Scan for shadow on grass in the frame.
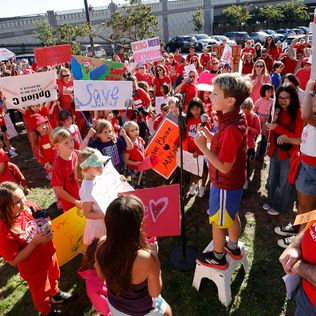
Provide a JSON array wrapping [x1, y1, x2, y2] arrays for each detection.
[[0, 262, 16, 293]]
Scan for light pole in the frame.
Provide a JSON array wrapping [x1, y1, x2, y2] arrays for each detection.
[[84, 0, 95, 56]]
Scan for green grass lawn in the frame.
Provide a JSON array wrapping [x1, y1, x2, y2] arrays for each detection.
[[0, 133, 297, 315]]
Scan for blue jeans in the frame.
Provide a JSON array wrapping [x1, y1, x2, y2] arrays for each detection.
[[257, 134, 267, 158], [267, 151, 294, 213], [295, 285, 316, 316]]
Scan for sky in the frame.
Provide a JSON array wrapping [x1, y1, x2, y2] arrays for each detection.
[[0, 0, 128, 18]]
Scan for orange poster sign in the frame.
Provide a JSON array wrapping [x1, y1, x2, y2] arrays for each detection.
[[145, 118, 179, 179], [211, 45, 242, 72]]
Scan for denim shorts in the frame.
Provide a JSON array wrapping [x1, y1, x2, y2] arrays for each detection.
[[108, 296, 167, 316], [295, 162, 316, 196], [295, 285, 316, 316]]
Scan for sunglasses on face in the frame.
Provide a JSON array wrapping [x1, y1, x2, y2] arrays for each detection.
[[62, 74, 70, 78], [189, 75, 196, 78], [256, 65, 264, 68]]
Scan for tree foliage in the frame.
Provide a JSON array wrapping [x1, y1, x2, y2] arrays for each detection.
[[278, 0, 310, 23], [105, 0, 159, 43], [192, 9, 204, 33], [258, 5, 284, 24], [35, 21, 95, 54], [222, 5, 251, 26]]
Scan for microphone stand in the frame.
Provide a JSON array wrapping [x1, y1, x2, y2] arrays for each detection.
[[169, 103, 197, 271]]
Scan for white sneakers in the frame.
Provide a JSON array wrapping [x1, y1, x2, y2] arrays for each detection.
[[8, 148, 18, 158], [188, 184, 206, 197]]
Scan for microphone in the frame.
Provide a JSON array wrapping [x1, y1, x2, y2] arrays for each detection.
[[200, 113, 209, 127]]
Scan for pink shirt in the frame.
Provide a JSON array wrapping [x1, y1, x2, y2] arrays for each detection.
[[249, 75, 271, 103], [78, 268, 111, 316], [254, 97, 273, 117]]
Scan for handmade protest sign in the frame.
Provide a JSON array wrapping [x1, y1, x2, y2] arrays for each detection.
[[211, 45, 242, 72], [52, 206, 87, 266], [0, 70, 57, 109], [121, 184, 180, 237], [0, 48, 15, 61], [3, 115, 18, 139], [74, 80, 133, 111], [71, 55, 124, 81], [34, 44, 72, 67], [176, 150, 204, 177], [131, 37, 161, 63], [92, 159, 134, 214], [145, 118, 179, 179]]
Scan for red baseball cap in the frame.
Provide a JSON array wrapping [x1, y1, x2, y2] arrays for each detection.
[[29, 114, 48, 132]]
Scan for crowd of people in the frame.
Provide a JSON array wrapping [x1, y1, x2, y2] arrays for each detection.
[[0, 32, 315, 316]]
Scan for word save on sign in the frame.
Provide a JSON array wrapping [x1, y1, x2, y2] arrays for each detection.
[[145, 118, 179, 179], [74, 80, 133, 111], [121, 184, 180, 237], [131, 37, 161, 63], [0, 70, 57, 109]]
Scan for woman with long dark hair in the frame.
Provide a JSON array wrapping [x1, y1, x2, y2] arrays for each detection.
[[95, 196, 172, 316], [153, 65, 171, 97], [264, 84, 304, 215], [263, 36, 280, 60]]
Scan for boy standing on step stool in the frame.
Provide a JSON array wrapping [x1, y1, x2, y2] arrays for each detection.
[[194, 73, 251, 269]]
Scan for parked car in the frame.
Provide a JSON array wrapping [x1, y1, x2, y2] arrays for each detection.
[[263, 29, 285, 42], [165, 35, 198, 52], [209, 35, 236, 46], [190, 34, 217, 51], [15, 54, 35, 65], [275, 29, 296, 39], [290, 28, 305, 35], [285, 33, 312, 47], [298, 26, 309, 34], [249, 31, 269, 44], [224, 32, 250, 45]]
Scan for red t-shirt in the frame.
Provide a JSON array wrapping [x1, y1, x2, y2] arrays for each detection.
[[25, 107, 50, 133], [185, 117, 206, 154], [295, 68, 311, 91], [0, 204, 55, 279], [244, 112, 260, 149], [133, 87, 151, 109], [180, 83, 197, 111], [242, 47, 256, 56], [153, 115, 164, 131], [125, 136, 145, 170], [135, 72, 153, 87], [57, 79, 74, 112], [267, 47, 279, 60], [242, 63, 253, 75], [301, 221, 316, 307], [200, 53, 211, 67], [153, 76, 171, 97], [185, 53, 198, 64], [294, 43, 306, 55], [176, 64, 185, 77], [262, 56, 273, 73], [51, 150, 80, 212], [174, 54, 183, 64], [38, 134, 57, 166], [282, 56, 298, 75], [0, 148, 16, 183]]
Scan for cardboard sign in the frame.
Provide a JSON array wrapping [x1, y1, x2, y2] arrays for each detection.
[[155, 96, 170, 115], [121, 184, 181, 237], [145, 118, 179, 179], [52, 206, 87, 266], [71, 55, 124, 81], [131, 37, 161, 63], [176, 150, 204, 177], [34, 44, 72, 67], [0, 70, 57, 109], [74, 80, 133, 111], [92, 159, 134, 214], [221, 44, 232, 65], [0, 48, 15, 61], [294, 209, 316, 226], [211, 45, 242, 72]]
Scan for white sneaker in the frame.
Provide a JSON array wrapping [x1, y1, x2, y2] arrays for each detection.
[[188, 183, 198, 195], [8, 149, 18, 158], [268, 208, 280, 216], [198, 186, 206, 198], [262, 203, 271, 211], [243, 180, 249, 190], [10, 146, 16, 151], [277, 236, 295, 249]]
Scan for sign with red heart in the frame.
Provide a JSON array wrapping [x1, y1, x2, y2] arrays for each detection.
[[120, 184, 180, 237]]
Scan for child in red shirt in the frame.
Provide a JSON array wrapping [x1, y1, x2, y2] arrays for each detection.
[[50, 127, 81, 212], [0, 182, 72, 315], [195, 73, 251, 269], [241, 98, 260, 189], [185, 98, 209, 198], [123, 121, 146, 188]]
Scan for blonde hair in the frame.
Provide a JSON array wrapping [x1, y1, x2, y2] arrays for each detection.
[[94, 119, 116, 143], [59, 67, 70, 78], [251, 59, 269, 79], [123, 121, 138, 137], [212, 73, 252, 107], [76, 147, 98, 181], [241, 97, 254, 112], [50, 127, 72, 145]]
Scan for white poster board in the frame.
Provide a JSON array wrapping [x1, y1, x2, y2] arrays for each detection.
[[0, 70, 57, 109], [155, 96, 170, 115], [131, 37, 161, 63], [74, 80, 133, 111], [176, 150, 204, 177]]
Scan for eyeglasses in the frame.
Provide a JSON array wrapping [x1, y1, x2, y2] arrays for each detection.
[[255, 65, 264, 68], [278, 97, 291, 102], [189, 75, 196, 78], [157, 69, 163, 72], [62, 74, 70, 78]]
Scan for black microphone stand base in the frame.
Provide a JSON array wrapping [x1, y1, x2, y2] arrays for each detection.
[[169, 244, 197, 272]]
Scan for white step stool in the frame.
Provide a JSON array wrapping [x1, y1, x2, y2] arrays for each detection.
[[192, 239, 249, 307]]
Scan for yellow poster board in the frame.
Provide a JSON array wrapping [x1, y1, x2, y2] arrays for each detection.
[[52, 206, 87, 266]]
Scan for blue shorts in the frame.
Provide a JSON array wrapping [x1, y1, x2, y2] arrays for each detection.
[[295, 285, 316, 316], [295, 162, 316, 196], [208, 184, 243, 228]]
